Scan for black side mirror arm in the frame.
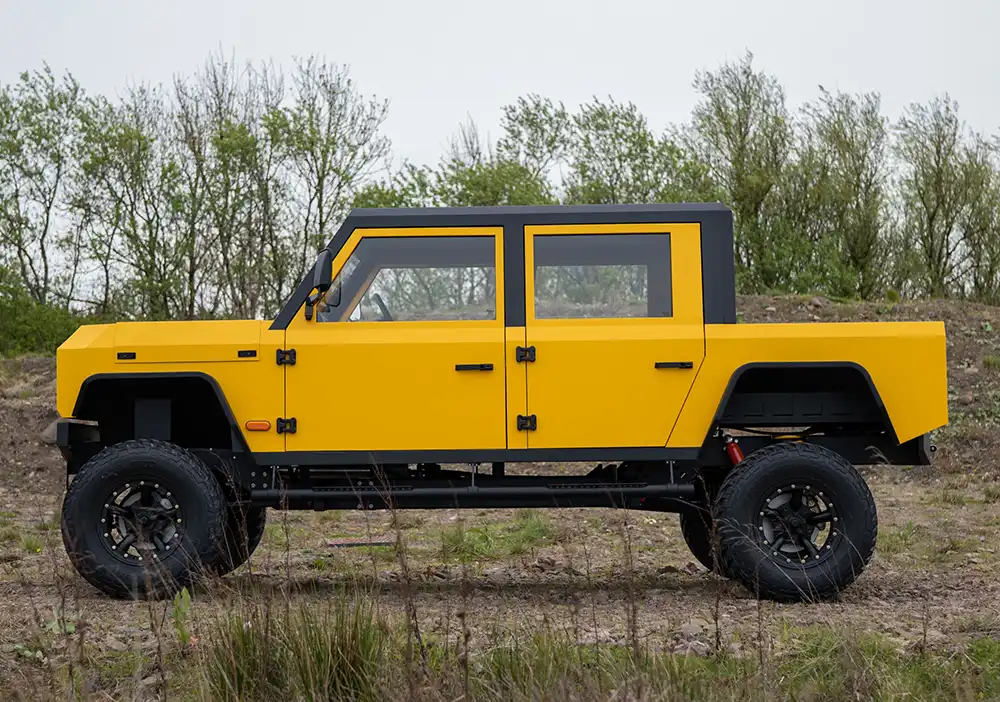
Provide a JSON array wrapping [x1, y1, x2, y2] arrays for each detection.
[[304, 248, 334, 321], [304, 291, 321, 321]]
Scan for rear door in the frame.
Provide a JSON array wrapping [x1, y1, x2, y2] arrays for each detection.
[[521, 223, 705, 449], [284, 227, 507, 453]]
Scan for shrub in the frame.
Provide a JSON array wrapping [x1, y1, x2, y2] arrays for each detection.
[[0, 273, 84, 356]]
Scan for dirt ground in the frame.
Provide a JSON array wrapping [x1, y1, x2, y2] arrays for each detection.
[[2, 293, 1000, 697]]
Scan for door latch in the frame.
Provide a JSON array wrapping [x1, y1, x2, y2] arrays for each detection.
[[276, 417, 297, 434], [515, 346, 536, 363], [516, 414, 537, 431], [276, 348, 297, 366]]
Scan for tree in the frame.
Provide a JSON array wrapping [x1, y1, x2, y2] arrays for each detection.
[[497, 94, 572, 180], [691, 52, 792, 291], [895, 96, 976, 297], [958, 138, 1000, 302], [0, 67, 83, 306], [271, 57, 390, 274], [566, 97, 716, 206], [74, 88, 181, 319], [779, 89, 891, 298]]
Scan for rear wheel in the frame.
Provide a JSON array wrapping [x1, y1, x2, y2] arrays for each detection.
[[61, 439, 227, 599], [679, 509, 728, 576], [678, 470, 730, 577], [714, 442, 877, 602]]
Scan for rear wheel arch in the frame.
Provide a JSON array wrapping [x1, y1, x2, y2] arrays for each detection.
[[709, 361, 895, 441]]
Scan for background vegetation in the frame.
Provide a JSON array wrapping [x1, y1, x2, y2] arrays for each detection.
[[2, 49, 999, 351]]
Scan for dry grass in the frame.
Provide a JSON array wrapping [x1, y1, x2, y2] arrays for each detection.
[[3, 472, 1000, 700]]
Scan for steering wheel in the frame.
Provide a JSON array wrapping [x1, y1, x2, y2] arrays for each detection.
[[371, 293, 393, 321]]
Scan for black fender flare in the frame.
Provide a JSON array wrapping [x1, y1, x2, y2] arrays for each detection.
[[71, 371, 252, 455], [706, 361, 895, 444]]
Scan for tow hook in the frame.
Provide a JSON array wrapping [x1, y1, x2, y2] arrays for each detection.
[[723, 434, 744, 465]]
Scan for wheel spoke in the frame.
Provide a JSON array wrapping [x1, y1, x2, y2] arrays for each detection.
[[789, 491, 802, 510], [106, 504, 129, 517], [139, 485, 153, 507], [801, 536, 820, 558], [808, 510, 833, 524], [770, 535, 787, 553], [117, 533, 136, 555]]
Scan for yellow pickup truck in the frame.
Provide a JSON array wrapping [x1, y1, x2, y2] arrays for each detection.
[[54, 203, 948, 602]]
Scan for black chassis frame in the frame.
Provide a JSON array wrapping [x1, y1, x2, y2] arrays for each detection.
[[57, 204, 935, 513]]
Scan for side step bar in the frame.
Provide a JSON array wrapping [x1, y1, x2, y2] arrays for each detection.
[[251, 482, 696, 510]]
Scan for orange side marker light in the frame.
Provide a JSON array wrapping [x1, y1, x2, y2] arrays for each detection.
[[245, 420, 271, 432]]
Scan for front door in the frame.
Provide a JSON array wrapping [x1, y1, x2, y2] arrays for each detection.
[[522, 224, 705, 449], [284, 227, 507, 454]]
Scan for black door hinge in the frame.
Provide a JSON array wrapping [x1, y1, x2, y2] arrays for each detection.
[[276, 417, 297, 434], [515, 346, 536, 363], [276, 348, 297, 366], [516, 414, 537, 431]]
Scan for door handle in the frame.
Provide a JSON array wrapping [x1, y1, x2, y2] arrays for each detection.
[[455, 363, 494, 371], [655, 361, 694, 369]]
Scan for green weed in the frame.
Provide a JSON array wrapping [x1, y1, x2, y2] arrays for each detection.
[[441, 521, 498, 561], [171, 588, 194, 649], [506, 509, 555, 555], [21, 534, 43, 553], [878, 521, 919, 556]]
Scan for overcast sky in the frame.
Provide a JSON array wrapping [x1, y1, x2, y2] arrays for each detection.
[[2, 0, 998, 167]]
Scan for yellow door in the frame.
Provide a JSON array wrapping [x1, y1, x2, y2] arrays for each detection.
[[523, 224, 705, 449], [284, 227, 507, 453]]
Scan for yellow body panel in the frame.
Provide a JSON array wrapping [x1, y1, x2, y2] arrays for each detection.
[[285, 323, 507, 451], [56, 320, 286, 453], [667, 321, 949, 447], [57, 323, 117, 418], [523, 223, 704, 448], [114, 320, 263, 363], [284, 226, 508, 452]]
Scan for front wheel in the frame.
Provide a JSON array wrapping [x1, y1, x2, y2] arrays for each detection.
[[714, 442, 877, 602], [61, 439, 227, 599]]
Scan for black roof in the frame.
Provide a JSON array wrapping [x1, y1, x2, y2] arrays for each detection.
[[270, 202, 736, 329], [351, 202, 729, 219]]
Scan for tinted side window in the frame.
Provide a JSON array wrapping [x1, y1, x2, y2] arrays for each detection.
[[533, 234, 672, 319], [317, 236, 496, 322]]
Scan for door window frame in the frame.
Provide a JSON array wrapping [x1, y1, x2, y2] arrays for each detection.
[[523, 223, 703, 327], [290, 226, 505, 329]]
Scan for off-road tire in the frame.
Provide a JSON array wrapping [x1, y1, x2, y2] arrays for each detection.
[[61, 439, 227, 599], [214, 505, 267, 575], [679, 509, 728, 576], [714, 442, 877, 602], [679, 470, 730, 577]]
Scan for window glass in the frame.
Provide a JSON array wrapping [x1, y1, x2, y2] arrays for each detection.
[[316, 236, 496, 322], [533, 233, 672, 319]]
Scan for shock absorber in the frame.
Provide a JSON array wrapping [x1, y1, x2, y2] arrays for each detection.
[[723, 434, 744, 465]]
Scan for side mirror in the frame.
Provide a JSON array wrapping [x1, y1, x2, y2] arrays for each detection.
[[305, 249, 333, 321], [313, 248, 333, 293]]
